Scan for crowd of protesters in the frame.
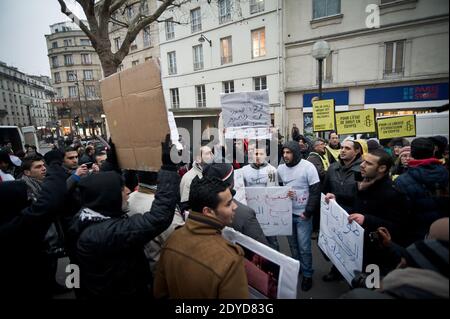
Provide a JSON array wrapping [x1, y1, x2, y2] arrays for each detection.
[[0, 125, 448, 299]]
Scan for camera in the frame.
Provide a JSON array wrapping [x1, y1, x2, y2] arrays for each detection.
[[84, 162, 94, 169]]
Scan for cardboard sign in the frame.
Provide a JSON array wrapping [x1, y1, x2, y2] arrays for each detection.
[[221, 91, 270, 128], [377, 115, 417, 140], [312, 99, 336, 132], [335, 109, 376, 135], [100, 60, 169, 171]]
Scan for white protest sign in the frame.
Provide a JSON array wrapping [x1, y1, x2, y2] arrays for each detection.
[[245, 187, 292, 236], [222, 227, 300, 299], [168, 111, 183, 150], [221, 91, 270, 128], [318, 194, 364, 285], [225, 126, 273, 140], [233, 169, 247, 205]]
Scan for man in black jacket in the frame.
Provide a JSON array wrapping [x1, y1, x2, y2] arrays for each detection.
[[68, 136, 180, 299], [0, 151, 67, 299], [347, 149, 409, 273]]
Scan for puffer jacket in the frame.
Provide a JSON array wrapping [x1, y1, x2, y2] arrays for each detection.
[[69, 169, 180, 299]]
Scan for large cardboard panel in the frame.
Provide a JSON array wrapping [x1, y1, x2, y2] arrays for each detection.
[[100, 72, 122, 101], [120, 61, 162, 96], [102, 97, 132, 146], [116, 147, 137, 170]]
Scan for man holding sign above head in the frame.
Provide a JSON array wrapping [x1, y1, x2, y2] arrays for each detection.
[[277, 141, 321, 291]]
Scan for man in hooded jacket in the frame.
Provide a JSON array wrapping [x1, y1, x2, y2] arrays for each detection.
[[68, 136, 180, 299]]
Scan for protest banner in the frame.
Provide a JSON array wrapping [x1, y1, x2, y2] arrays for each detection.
[[245, 187, 292, 236], [318, 194, 364, 285], [377, 115, 416, 140], [221, 91, 270, 128], [312, 99, 336, 132], [335, 109, 377, 135], [222, 227, 300, 299], [225, 126, 272, 140], [100, 60, 169, 171], [233, 169, 247, 205]]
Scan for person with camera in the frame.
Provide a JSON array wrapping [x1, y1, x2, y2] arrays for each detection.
[[68, 134, 180, 299], [346, 148, 409, 274]]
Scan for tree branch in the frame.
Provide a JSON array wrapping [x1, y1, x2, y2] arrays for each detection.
[[57, 0, 95, 41], [109, 0, 129, 14], [109, 16, 129, 28]]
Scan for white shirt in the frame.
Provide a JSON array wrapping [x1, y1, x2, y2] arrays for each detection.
[[277, 160, 320, 216], [241, 163, 278, 187], [0, 170, 14, 182]]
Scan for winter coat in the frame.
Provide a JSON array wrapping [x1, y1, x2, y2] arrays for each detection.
[[0, 164, 67, 298], [232, 200, 269, 245], [154, 211, 249, 299], [69, 169, 180, 299]]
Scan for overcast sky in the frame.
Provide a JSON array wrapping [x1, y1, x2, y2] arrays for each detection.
[[0, 0, 87, 77]]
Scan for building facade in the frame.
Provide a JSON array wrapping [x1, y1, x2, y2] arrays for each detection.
[[0, 61, 56, 132], [45, 21, 104, 136], [284, 0, 449, 136], [158, 0, 283, 137]]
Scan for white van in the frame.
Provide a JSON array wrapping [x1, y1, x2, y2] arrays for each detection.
[[21, 126, 40, 153], [415, 112, 449, 139]]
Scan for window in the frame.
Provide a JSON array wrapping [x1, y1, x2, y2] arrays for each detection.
[[81, 53, 92, 65], [191, 8, 202, 33], [51, 56, 59, 68], [132, 60, 139, 66], [170, 88, 180, 109], [85, 85, 96, 98], [250, 0, 264, 14], [192, 45, 204, 71], [130, 39, 138, 51], [114, 37, 121, 51], [126, 6, 134, 20], [2, 92, 5, 103], [66, 71, 77, 82], [19, 96, 22, 104], [223, 81, 234, 93], [220, 36, 233, 64], [252, 28, 266, 58], [56, 88, 62, 97], [219, 0, 232, 24], [313, 0, 341, 19], [52, 41, 58, 48], [167, 51, 177, 75], [142, 2, 149, 15], [83, 70, 94, 80], [385, 40, 405, 75], [80, 39, 90, 46], [64, 55, 73, 66], [254, 76, 267, 91], [165, 18, 175, 40], [53, 72, 61, 83], [143, 26, 151, 47], [63, 39, 73, 47], [68, 86, 77, 97], [196, 85, 206, 108]]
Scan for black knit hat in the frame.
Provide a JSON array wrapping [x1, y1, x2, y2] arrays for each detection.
[[411, 137, 435, 160], [202, 163, 234, 187], [404, 239, 449, 278]]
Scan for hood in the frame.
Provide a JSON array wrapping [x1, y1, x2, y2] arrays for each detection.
[[77, 171, 124, 217], [282, 141, 302, 167], [407, 162, 449, 189], [0, 181, 29, 222]]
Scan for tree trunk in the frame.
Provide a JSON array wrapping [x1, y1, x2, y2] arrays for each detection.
[[100, 56, 119, 78]]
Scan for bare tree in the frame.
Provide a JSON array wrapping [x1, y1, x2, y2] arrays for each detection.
[[57, 0, 191, 77]]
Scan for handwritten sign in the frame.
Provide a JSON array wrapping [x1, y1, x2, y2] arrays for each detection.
[[225, 126, 272, 140], [312, 99, 336, 132], [233, 169, 247, 205], [335, 109, 376, 135], [377, 115, 416, 140], [245, 187, 292, 236], [318, 194, 364, 285], [221, 91, 270, 128]]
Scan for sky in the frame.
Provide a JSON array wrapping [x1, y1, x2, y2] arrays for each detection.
[[0, 0, 87, 77]]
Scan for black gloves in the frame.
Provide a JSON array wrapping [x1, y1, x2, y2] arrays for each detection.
[[101, 138, 121, 173], [44, 149, 64, 166], [161, 134, 178, 171]]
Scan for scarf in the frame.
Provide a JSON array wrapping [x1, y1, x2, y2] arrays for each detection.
[[79, 207, 111, 222], [21, 175, 43, 202], [408, 158, 443, 168]]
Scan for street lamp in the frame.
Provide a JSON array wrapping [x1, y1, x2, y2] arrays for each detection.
[[198, 34, 212, 46], [101, 114, 106, 138], [74, 79, 86, 137], [312, 40, 331, 138]]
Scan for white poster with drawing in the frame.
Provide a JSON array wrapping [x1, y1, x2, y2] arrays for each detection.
[[222, 227, 300, 299], [221, 91, 270, 128], [245, 187, 292, 236], [233, 169, 247, 205], [318, 194, 364, 285]]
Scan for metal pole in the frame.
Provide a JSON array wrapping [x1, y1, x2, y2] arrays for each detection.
[[76, 81, 86, 137], [318, 58, 324, 139], [81, 80, 94, 137]]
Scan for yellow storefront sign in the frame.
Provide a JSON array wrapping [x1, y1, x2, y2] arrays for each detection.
[[335, 109, 377, 135], [312, 99, 336, 132], [377, 115, 416, 140]]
